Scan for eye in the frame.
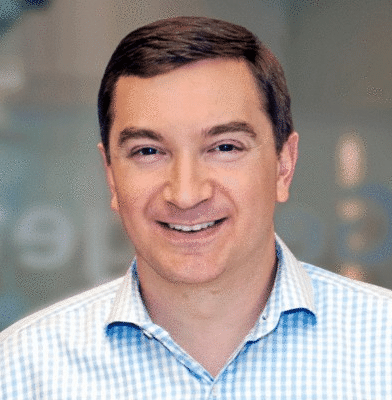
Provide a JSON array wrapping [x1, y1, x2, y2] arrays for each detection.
[[216, 144, 236, 152], [137, 147, 159, 156], [207, 140, 247, 161], [128, 146, 166, 163], [130, 146, 161, 157], [210, 143, 243, 153]]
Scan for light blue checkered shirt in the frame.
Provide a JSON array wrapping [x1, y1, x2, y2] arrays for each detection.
[[1, 237, 392, 399]]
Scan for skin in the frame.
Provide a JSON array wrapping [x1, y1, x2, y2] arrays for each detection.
[[99, 58, 298, 376]]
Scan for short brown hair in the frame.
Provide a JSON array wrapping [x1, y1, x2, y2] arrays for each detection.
[[98, 16, 294, 161]]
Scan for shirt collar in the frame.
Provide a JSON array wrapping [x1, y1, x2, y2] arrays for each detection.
[[106, 235, 317, 334], [275, 234, 316, 315], [247, 235, 317, 340], [106, 260, 152, 328]]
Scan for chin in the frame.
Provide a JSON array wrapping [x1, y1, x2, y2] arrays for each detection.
[[154, 255, 227, 285]]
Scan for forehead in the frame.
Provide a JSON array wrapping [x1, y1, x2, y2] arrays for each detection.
[[111, 59, 264, 133]]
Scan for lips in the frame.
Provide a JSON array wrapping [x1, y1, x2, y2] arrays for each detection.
[[158, 218, 226, 233]]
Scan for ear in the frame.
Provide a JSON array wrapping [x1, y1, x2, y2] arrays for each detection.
[[276, 132, 299, 203], [98, 143, 119, 212]]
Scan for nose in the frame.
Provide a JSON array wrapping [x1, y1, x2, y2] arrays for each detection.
[[162, 153, 213, 209]]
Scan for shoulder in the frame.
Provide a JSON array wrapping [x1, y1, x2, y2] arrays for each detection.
[[302, 262, 392, 327], [0, 277, 123, 343], [0, 277, 124, 397], [303, 262, 392, 300]]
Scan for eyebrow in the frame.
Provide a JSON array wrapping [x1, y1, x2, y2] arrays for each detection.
[[204, 121, 257, 139], [117, 127, 164, 147], [117, 120, 257, 148]]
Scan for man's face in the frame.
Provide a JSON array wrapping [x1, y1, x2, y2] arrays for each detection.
[[100, 58, 297, 285]]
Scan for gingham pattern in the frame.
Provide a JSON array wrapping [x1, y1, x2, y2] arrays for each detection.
[[1, 237, 392, 399]]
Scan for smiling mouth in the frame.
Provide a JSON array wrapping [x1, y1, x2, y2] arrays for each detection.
[[159, 218, 226, 233]]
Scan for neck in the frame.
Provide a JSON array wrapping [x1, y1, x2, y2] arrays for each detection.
[[137, 246, 277, 377]]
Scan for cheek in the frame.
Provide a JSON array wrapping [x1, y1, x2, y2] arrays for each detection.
[[241, 178, 276, 214], [114, 171, 151, 213], [114, 168, 168, 229], [220, 159, 277, 205], [231, 166, 278, 238]]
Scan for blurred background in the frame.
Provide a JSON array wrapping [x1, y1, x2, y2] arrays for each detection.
[[1, 0, 391, 330]]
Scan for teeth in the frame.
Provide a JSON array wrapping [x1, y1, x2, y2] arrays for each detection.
[[168, 221, 216, 232]]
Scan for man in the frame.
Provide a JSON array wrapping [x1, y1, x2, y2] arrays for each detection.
[[1, 16, 391, 399]]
